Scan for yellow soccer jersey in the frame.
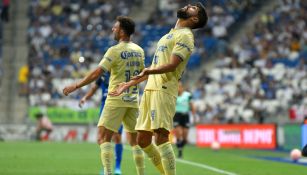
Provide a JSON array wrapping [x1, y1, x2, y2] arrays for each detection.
[[145, 28, 194, 97], [99, 42, 145, 108]]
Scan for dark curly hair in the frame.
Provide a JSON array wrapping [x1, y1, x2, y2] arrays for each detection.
[[116, 16, 135, 36]]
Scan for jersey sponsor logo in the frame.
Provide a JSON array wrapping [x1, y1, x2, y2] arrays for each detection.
[[120, 51, 142, 60], [166, 34, 173, 39], [151, 110, 156, 121], [176, 42, 191, 52], [122, 95, 137, 102]]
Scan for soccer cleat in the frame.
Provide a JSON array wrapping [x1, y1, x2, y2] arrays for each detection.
[[178, 149, 183, 158], [114, 168, 122, 175]]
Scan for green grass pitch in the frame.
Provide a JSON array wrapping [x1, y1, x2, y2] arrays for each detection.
[[0, 142, 306, 175]]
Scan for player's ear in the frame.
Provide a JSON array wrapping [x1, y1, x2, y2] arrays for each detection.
[[191, 16, 199, 25], [119, 29, 125, 37]]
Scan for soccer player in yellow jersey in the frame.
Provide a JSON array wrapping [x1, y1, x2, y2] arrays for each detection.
[[110, 3, 208, 175], [63, 16, 145, 175]]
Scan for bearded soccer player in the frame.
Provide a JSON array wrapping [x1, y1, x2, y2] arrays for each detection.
[[63, 16, 145, 175], [110, 3, 208, 175]]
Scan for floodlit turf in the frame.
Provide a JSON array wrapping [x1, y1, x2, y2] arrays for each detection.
[[0, 142, 306, 175]]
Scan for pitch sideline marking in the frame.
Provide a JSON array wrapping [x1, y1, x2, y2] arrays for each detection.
[[125, 147, 238, 175], [176, 158, 238, 175]]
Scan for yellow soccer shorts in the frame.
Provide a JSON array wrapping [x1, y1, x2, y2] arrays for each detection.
[[136, 90, 176, 132], [98, 106, 138, 133]]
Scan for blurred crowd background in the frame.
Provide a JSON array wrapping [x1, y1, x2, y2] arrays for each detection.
[[0, 0, 306, 125]]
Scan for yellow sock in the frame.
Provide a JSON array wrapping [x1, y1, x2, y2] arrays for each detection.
[[143, 144, 165, 174], [132, 145, 145, 175], [158, 142, 176, 175], [100, 142, 114, 175]]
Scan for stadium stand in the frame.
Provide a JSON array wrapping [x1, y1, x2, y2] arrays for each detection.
[[27, 0, 258, 108], [193, 0, 307, 124], [145, 0, 263, 67], [27, 0, 136, 107], [0, 4, 3, 86], [27, 0, 307, 124], [0, 20, 2, 87], [0, 0, 10, 88]]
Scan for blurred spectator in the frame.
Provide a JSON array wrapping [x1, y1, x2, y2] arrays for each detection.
[[18, 65, 29, 96], [1, 0, 10, 22], [35, 113, 53, 141]]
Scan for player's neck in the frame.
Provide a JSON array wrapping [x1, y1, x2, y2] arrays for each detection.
[[119, 36, 130, 43], [178, 91, 183, 96], [174, 19, 190, 29]]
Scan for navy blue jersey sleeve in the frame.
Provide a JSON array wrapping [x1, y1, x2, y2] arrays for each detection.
[[95, 78, 102, 86]]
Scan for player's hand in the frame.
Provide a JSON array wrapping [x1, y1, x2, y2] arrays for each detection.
[[79, 97, 86, 108], [63, 84, 77, 96], [109, 82, 129, 96], [131, 68, 149, 80]]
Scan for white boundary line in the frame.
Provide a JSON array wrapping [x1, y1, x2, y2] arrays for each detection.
[[176, 158, 239, 175], [125, 147, 238, 175]]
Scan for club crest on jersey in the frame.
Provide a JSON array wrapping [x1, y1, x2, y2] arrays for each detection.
[[166, 34, 173, 39], [151, 110, 156, 121]]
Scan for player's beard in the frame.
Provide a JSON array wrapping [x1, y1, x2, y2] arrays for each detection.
[[177, 7, 190, 19], [113, 32, 119, 41]]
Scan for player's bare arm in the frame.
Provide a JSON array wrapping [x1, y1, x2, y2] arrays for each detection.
[[110, 54, 182, 97], [79, 84, 99, 108], [63, 67, 104, 96], [109, 75, 148, 96], [133, 54, 182, 79]]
